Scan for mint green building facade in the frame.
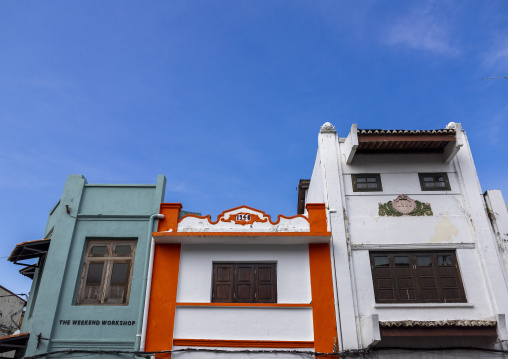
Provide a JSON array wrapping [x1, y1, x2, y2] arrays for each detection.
[[15, 175, 166, 358]]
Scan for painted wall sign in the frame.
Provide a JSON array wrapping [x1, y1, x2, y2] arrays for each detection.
[[379, 195, 433, 217], [59, 319, 136, 326]]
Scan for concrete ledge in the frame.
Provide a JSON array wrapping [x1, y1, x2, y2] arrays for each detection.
[[375, 303, 474, 309]]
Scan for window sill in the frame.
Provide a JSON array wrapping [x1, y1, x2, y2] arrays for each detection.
[[176, 302, 312, 308], [375, 303, 473, 309]]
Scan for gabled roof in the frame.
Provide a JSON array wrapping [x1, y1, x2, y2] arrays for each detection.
[[8, 239, 50, 264], [0, 285, 26, 303]]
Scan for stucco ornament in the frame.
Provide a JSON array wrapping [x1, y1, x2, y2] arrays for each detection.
[[379, 195, 433, 217], [320, 122, 336, 133]]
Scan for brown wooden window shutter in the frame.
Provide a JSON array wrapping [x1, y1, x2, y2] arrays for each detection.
[[213, 264, 234, 302], [370, 251, 466, 304], [212, 263, 277, 303]]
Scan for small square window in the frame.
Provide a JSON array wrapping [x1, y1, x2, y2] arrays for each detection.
[[419, 173, 451, 191], [77, 240, 136, 305], [352, 174, 382, 192]]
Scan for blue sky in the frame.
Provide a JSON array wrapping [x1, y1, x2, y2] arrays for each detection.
[[1, 1, 507, 295]]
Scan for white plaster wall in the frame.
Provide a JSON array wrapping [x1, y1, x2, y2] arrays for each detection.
[[177, 244, 311, 303], [174, 244, 313, 344], [485, 190, 508, 283], [343, 153, 456, 174], [171, 347, 315, 358], [174, 307, 314, 341], [346, 194, 472, 246]]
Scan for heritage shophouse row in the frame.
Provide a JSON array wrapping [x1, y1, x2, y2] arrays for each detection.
[[2, 122, 508, 359]]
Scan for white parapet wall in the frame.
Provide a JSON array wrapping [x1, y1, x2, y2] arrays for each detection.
[[174, 307, 314, 341]]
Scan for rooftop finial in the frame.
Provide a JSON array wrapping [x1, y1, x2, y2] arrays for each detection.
[[320, 122, 336, 134]]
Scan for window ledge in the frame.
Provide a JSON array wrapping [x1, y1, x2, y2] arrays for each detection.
[[375, 303, 474, 309], [176, 302, 312, 308]]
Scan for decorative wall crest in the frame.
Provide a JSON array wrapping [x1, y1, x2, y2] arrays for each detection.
[[221, 212, 268, 226], [379, 195, 433, 217]]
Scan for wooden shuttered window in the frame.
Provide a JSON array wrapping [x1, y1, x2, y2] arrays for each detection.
[[370, 252, 466, 303], [212, 263, 276, 303], [77, 240, 136, 305]]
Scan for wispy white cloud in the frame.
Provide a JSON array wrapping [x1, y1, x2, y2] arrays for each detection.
[[483, 36, 508, 74], [384, 2, 458, 56]]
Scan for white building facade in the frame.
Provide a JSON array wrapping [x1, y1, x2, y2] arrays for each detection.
[[301, 122, 508, 357]]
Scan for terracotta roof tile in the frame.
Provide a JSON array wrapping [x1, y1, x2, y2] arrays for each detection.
[[380, 320, 496, 327]]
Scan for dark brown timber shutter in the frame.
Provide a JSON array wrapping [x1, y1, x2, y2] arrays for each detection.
[[415, 254, 440, 302], [235, 264, 255, 302], [256, 263, 277, 303], [435, 253, 466, 302], [392, 254, 418, 302], [213, 264, 234, 302], [370, 254, 397, 303]]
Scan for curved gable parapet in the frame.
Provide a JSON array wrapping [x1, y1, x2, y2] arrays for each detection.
[[178, 205, 310, 233]]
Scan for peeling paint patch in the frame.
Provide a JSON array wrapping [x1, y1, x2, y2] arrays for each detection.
[[430, 217, 459, 243]]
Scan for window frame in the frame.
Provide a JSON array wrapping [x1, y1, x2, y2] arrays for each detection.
[[352, 174, 383, 192], [211, 262, 277, 303], [418, 173, 451, 191], [76, 240, 136, 306], [369, 251, 466, 304]]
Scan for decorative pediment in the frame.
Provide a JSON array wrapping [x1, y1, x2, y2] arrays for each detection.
[[379, 195, 433, 217], [178, 205, 310, 232]]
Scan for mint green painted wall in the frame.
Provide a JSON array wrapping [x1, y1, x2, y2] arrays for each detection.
[[20, 175, 166, 358]]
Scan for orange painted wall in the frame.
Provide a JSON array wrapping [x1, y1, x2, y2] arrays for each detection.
[[309, 243, 337, 355], [144, 243, 181, 353]]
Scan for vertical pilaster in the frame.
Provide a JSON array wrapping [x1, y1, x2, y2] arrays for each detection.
[[318, 123, 360, 350], [23, 175, 87, 356]]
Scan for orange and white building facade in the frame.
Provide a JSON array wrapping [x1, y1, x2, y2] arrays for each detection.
[[143, 203, 336, 357]]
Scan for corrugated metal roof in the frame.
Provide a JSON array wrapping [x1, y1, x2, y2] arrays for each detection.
[[8, 238, 50, 262], [380, 320, 496, 327]]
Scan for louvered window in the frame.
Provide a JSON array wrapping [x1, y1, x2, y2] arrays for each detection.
[[212, 263, 277, 303], [370, 251, 466, 303], [77, 240, 136, 305]]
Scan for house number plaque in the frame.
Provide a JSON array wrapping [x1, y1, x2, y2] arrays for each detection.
[[221, 212, 268, 226], [236, 213, 251, 222]]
